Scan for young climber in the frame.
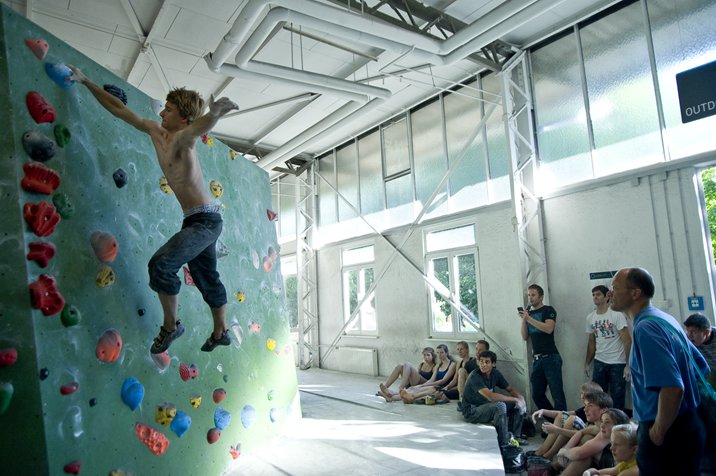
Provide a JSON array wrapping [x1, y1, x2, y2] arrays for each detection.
[[68, 65, 239, 353]]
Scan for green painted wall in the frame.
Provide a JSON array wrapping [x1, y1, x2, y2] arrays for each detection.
[[0, 5, 298, 475]]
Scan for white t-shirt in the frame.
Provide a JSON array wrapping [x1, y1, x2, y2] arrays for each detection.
[[585, 308, 629, 364]]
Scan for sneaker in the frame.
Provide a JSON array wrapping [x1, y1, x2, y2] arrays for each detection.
[[150, 321, 185, 354], [507, 434, 520, 447], [201, 329, 231, 352]]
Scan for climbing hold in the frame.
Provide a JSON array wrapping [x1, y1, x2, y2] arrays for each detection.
[[90, 231, 119, 263], [134, 422, 170, 456], [27, 241, 56, 268], [207, 427, 221, 444], [45, 63, 73, 89], [52, 193, 75, 219], [54, 124, 71, 147], [60, 381, 79, 395], [61, 304, 81, 327], [39, 368, 49, 380], [241, 405, 256, 429], [63, 460, 81, 474], [150, 99, 163, 116], [209, 180, 223, 198], [182, 266, 195, 286], [159, 177, 173, 194], [266, 338, 276, 351], [155, 402, 176, 426], [269, 407, 279, 423], [179, 363, 198, 381], [169, 411, 191, 438], [150, 351, 170, 371], [95, 328, 123, 363], [201, 134, 214, 147], [24, 201, 60, 237], [267, 390, 274, 401], [223, 374, 229, 383], [229, 149, 239, 160], [22, 130, 56, 162], [233, 291, 245, 303], [29, 274, 65, 316], [214, 407, 231, 430], [216, 239, 229, 258], [108, 470, 132, 476], [247, 320, 261, 334], [121, 377, 144, 411], [89, 398, 97, 407], [251, 249, 260, 269], [21, 162, 60, 194], [212, 388, 227, 404], [137, 308, 145, 316], [26, 91, 56, 124], [266, 209, 278, 221], [0, 348, 18, 367], [24, 38, 49, 60], [229, 442, 241, 459], [189, 395, 202, 408], [0, 382, 13, 414], [262, 256, 273, 272], [103, 84, 127, 105], [96, 265, 115, 288], [112, 168, 128, 188]]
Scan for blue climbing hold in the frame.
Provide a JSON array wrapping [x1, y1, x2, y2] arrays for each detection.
[[120, 377, 144, 411], [170, 410, 191, 438], [104, 84, 127, 105], [214, 407, 231, 430], [45, 63, 73, 89], [241, 405, 256, 429]]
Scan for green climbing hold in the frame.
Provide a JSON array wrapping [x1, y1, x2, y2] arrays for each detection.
[[54, 124, 71, 147], [52, 192, 75, 219], [61, 304, 81, 327], [0, 382, 13, 415]]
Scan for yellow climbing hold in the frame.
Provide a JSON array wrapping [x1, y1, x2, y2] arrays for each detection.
[[96, 265, 115, 288], [210, 180, 223, 198], [159, 176, 173, 194], [266, 338, 276, 351]]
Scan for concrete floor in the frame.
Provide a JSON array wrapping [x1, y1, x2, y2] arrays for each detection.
[[228, 368, 538, 475]]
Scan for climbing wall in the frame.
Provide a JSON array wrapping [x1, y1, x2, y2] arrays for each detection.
[[0, 5, 299, 475]]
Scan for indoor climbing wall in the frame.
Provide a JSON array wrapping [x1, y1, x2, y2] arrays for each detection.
[[0, 5, 299, 475]]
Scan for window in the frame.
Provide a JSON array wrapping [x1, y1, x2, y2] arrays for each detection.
[[425, 225, 479, 335], [281, 255, 298, 330], [342, 245, 376, 333]]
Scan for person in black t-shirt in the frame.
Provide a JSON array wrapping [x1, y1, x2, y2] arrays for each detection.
[[518, 283, 567, 410]]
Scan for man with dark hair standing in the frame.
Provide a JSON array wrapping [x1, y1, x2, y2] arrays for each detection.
[[584, 284, 632, 410], [609, 267, 708, 476], [518, 284, 567, 410], [684, 313, 716, 387]]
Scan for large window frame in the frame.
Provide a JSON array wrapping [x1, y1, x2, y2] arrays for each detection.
[[424, 224, 480, 336], [341, 244, 377, 335]]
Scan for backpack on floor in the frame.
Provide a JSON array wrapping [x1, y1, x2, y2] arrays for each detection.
[[501, 445, 527, 474], [526, 455, 553, 476]]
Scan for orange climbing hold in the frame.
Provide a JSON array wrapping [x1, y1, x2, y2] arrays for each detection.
[[24, 38, 49, 60], [95, 328, 123, 363], [134, 422, 170, 456], [90, 231, 119, 263]]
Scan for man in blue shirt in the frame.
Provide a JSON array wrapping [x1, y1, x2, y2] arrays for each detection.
[[609, 267, 708, 476]]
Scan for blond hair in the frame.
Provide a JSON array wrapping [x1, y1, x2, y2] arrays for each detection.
[[165, 88, 204, 124]]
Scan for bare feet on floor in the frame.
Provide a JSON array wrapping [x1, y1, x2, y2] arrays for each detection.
[[399, 388, 415, 404]]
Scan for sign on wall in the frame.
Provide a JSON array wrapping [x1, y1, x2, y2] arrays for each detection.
[[676, 60, 716, 124]]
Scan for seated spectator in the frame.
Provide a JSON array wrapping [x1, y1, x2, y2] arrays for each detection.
[[378, 346, 436, 398], [553, 408, 629, 476], [439, 340, 482, 400], [457, 350, 527, 448], [397, 344, 456, 403], [582, 422, 638, 476], [684, 313, 716, 387], [531, 381, 603, 459]]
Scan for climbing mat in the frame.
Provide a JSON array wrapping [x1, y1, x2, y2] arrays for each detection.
[[0, 5, 299, 475]]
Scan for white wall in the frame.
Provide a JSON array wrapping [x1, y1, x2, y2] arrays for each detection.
[[313, 163, 716, 411]]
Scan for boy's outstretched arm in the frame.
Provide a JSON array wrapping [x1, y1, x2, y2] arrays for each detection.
[[181, 95, 238, 140], [68, 65, 154, 134]]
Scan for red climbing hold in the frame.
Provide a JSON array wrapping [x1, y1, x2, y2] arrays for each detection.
[[266, 209, 278, 221], [179, 363, 198, 381], [24, 38, 49, 60], [63, 460, 80, 474], [134, 422, 170, 456], [29, 274, 65, 316], [21, 162, 61, 194], [26, 91, 56, 124], [213, 388, 227, 404], [27, 241, 56, 268], [90, 231, 119, 263], [207, 427, 221, 444], [0, 348, 18, 367], [24, 201, 61, 237], [95, 328, 123, 363], [60, 381, 79, 395]]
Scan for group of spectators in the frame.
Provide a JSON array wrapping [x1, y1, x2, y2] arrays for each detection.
[[377, 267, 715, 476]]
